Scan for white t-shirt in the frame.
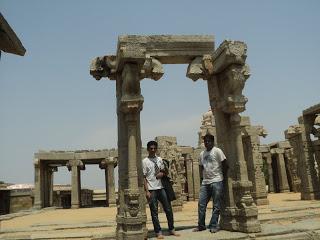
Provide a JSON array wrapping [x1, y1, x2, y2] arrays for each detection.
[[142, 156, 164, 190], [199, 147, 226, 185]]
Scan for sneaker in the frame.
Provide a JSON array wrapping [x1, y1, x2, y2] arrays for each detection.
[[209, 227, 220, 233]]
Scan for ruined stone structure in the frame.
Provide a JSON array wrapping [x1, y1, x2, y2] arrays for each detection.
[[156, 136, 184, 211], [240, 117, 269, 205], [179, 146, 201, 201], [0, 188, 33, 215], [198, 108, 216, 147], [33, 150, 117, 209], [198, 110, 268, 205], [90, 35, 260, 238], [269, 141, 291, 193], [259, 144, 274, 193], [52, 185, 93, 208], [285, 103, 320, 200]]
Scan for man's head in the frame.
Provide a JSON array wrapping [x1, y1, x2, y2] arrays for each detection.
[[147, 140, 158, 157], [203, 133, 214, 151]]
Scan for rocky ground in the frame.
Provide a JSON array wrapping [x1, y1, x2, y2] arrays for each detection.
[[1, 192, 320, 240]]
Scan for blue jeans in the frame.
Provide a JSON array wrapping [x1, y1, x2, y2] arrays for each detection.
[[198, 181, 223, 230], [148, 188, 174, 234]]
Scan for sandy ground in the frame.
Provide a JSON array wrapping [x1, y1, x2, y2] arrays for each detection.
[[1, 192, 318, 239]]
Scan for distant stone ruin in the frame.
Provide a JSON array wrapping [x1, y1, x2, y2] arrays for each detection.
[[33, 149, 117, 209]]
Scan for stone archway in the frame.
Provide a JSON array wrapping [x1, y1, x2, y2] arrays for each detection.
[[90, 35, 260, 239]]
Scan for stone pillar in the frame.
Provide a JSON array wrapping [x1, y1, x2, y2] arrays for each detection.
[[206, 41, 260, 233], [298, 116, 320, 199], [48, 166, 58, 206], [264, 152, 275, 193], [192, 149, 201, 201], [185, 155, 195, 201], [116, 63, 147, 240], [241, 123, 268, 205], [33, 158, 43, 209], [284, 149, 301, 192], [67, 159, 84, 209], [271, 148, 290, 193], [100, 158, 116, 207], [314, 140, 320, 183]]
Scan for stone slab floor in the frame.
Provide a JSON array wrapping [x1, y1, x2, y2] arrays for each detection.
[[1, 193, 320, 240]]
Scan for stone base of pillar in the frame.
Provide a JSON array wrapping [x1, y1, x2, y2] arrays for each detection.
[[301, 191, 320, 200], [116, 215, 147, 240], [33, 204, 42, 210], [71, 204, 80, 209], [220, 206, 261, 233], [255, 198, 269, 206]]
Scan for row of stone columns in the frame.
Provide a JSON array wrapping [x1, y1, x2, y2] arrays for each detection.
[[34, 155, 116, 209]]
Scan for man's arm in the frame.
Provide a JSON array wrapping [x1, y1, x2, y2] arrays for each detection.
[[144, 177, 151, 200], [222, 159, 229, 180], [199, 165, 203, 184]]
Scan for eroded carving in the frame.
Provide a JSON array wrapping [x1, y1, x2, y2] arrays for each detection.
[[90, 55, 117, 80]]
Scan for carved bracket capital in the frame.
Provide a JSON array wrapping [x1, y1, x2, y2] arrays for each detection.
[[215, 64, 250, 113], [89, 55, 117, 80], [66, 159, 85, 171], [140, 57, 164, 80], [186, 54, 214, 81]]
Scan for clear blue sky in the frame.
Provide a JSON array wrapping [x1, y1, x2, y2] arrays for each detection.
[[1, 1, 319, 188]]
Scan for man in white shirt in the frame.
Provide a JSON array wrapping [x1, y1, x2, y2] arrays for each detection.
[[142, 140, 180, 239], [193, 133, 228, 233]]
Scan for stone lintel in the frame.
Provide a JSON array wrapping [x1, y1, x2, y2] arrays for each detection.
[[270, 148, 284, 154], [34, 150, 115, 163], [34, 152, 75, 160], [259, 145, 270, 153], [269, 141, 291, 150], [75, 151, 110, 160], [302, 103, 320, 116], [212, 40, 247, 74], [178, 146, 194, 155], [117, 35, 215, 65], [277, 141, 291, 149]]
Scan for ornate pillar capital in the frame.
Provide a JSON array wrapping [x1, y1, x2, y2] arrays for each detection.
[[66, 159, 85, 171], [215, 64, 250, 113], [186, 54, 214, 81], [90, 55, 117, 80]]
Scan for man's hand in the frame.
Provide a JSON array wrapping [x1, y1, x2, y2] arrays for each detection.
[[156, 171, 164, 179], [146, 191, 151, 201]]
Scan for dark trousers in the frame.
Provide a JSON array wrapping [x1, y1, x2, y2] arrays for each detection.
[[148, 188, 174, 234]]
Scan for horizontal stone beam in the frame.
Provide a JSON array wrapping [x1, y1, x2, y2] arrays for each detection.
[[117, 35, 215, 65]]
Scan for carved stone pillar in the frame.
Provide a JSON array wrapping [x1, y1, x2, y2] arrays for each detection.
[[298, 116, 320, 199], [270, 148, 290, 193], [242, 124, 268, 205], [203, 41, 260, 233], [284, 149, 301, 192], [100, 158, 116, 207], [116, 63, 147, 240], [67, 159, 85, 209], [192, 148, 201, 201], [33, 158, 43, 209]]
